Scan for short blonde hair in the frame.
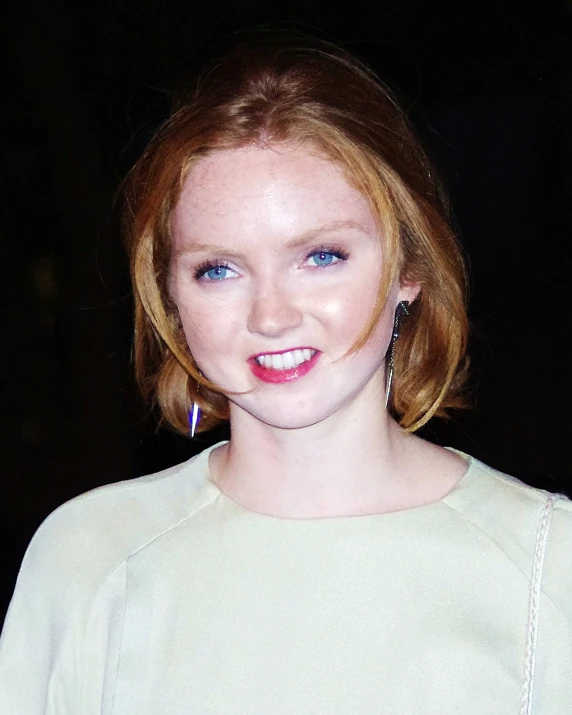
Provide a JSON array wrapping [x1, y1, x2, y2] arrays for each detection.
[[124, 35, 469, 435]]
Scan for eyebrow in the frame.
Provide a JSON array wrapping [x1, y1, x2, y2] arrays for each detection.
[[173, 220, 369, 258]]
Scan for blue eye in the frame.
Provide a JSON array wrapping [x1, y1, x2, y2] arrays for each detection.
[[307, 249, 346, 267], [194, 262, 237, 281], [205, 266, 230, 280]]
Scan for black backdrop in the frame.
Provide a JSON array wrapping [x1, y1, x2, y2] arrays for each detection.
[[2, 0, 571, 624]]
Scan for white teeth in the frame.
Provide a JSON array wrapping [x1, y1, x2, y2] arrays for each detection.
[[283, 351, 295, 369], [255, 349, 315, 370]]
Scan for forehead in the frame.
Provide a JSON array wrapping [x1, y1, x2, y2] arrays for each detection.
[[172, 144, 378, 242]]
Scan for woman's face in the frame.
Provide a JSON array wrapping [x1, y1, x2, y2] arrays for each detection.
[[170, 144, 418, 429]]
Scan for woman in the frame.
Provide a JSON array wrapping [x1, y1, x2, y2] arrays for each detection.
[[1, 35, 570, 714]]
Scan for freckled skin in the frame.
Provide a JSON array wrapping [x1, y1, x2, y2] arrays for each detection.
[[170, 144, 418, 431]]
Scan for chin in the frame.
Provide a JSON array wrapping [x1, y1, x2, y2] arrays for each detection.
[[264, 415, 328, 430], [234, 397, 342, 431]]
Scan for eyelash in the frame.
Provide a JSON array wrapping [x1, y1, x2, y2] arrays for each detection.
[[305, 245, 349, 266], [193, 260, 234, 281], [193, 245, 349, 281]]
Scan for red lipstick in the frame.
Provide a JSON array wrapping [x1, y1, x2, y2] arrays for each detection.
[[249, 350, 320, 384]]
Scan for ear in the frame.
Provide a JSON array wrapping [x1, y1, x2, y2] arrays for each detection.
[[397, 277, 421, 305]]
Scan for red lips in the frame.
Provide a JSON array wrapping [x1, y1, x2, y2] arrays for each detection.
[[249, 350, 320, 383]]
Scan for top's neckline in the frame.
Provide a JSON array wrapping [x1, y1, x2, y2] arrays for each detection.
[[197, 441, 478, 523]]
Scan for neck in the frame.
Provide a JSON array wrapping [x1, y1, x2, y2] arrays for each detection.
[[210, 390, 421, 518]]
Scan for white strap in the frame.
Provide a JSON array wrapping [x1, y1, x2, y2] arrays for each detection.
[[520, 493, 560, 715]]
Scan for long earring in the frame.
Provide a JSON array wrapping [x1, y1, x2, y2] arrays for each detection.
[[189, 370, 202, 438], [385, 300, 410, 408], [189, 401, 201, 438]]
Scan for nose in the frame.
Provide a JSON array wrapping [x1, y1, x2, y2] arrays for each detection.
[[247, 282, 303, 338]]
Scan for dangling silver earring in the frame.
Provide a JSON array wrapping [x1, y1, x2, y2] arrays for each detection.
[[385, 300, 410, 408], [189, 370, 202, 438], [189, 401, 201, 438]]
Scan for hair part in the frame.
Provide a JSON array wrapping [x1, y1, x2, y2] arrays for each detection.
[[125, 34, 469, 435]]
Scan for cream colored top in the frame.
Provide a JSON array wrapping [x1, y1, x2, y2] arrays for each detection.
[[1, 443, 571, 714]]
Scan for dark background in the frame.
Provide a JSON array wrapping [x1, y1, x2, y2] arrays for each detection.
[[1, 1, 571, 626]]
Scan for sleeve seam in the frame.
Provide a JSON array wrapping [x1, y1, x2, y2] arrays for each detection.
[[442, 500, 571, 640]]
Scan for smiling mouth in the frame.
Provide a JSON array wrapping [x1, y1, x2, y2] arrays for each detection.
[[254, 348, 316, 370]]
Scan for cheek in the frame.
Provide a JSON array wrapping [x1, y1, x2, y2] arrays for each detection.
[[320, 283, 381, 339], [176, 296, 242, 358]]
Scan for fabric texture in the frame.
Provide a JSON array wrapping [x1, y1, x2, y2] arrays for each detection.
[[1, 442, 571, 714]]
